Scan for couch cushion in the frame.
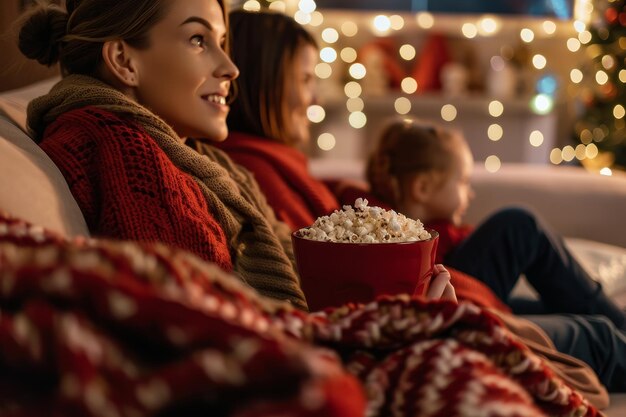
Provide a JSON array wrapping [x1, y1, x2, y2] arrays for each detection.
[[0, 80, 88, 237]]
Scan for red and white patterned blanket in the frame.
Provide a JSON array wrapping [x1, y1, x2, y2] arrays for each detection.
[[0, 213, 602, 417]]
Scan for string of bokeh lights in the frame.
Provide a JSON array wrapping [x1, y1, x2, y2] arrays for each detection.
[[241, 0, 624, 176]]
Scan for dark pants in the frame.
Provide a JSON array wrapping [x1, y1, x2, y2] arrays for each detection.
[[444, 207, 626, 330], [524, 314, 626, 392]]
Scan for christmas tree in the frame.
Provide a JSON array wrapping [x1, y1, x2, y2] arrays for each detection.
[[574, 0, 626, 171]]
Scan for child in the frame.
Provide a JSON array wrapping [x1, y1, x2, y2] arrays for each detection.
[[367, 118, 626, 390], [367, 118, 623, 322]]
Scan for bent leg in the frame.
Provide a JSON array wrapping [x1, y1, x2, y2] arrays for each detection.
[[444, 207, 626, 329]]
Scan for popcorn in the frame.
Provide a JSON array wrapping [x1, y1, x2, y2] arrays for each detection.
[[296, 198, 431, 243]]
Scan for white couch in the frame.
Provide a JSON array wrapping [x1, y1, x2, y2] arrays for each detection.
[[1, 79, 625, 415]]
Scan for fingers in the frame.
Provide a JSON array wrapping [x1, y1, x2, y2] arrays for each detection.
[[442, 282, 458, 303], [425, 264, 457, 302], [426, 264, 451, 300]]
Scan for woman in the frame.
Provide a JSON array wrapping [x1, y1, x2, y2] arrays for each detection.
[[21, 0, 308, 310], [210, 10, 339, 231], [214, 10, 625, 393]]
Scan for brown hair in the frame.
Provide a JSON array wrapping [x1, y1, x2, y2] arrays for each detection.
[[18, 0, 228, 77], [366, 118, 463, 206], [226, 10, 317, 145]]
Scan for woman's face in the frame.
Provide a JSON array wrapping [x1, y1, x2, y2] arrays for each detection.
[[127, 0, 238, 141], [283, 43, 318, 146]]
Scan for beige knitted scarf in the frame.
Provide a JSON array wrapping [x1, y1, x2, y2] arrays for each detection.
[[27, 74, 308, 310]]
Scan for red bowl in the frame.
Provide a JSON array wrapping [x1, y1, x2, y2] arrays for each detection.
[[292, 229, 439, 311]]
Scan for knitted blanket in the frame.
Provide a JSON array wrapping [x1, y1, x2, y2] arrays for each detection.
[[27, 75, 307, 310], [0, 212, 602, 417]]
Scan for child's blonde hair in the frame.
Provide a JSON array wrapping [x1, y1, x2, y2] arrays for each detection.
[[366, 118, 463, 207]]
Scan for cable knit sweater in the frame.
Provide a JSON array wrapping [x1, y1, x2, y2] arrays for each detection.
[[39, 106, 234, 271]]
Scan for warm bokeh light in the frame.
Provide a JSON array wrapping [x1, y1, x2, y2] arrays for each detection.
[[478, 16, 500, 35], [307, 105, 325, 123], [575, 144, 587, 160], [268, 1, 286, 13], [314, 63, 332, 79], [416, 12, 434, 29], [614, 104, 626, 119], [543, 20, 557, 35], [550, 148, 563, 164], [487, 124, 503, 141], [243, 0, 261, 11], [578, 30, 592, 44], [593, 126, 607, 141], [390, 15, 405, 30], [309, 11, 323, 26], [462, 23, 478, 38], [601, 54, 615, 70], [401, 77, 418, 94], [520, 28, 535, 42], [580, 129, 593, 144], [349, 63, 366, 79], [320, 47, 337, 63], [394, 97, 411, 115], [570, 68, 583, 83], [595, 70, 609, 85], [344, 81, 362, 98], [561, 145, 576, 162], [341, 21, 358, 37], [532, 54, 547, 69], [485, 155, 501, 173], [441, 104, 457, 121], [317, 133, 336, 151], [620, 69, 626, 83], [586, 143, 599, 159], [529, 130, 544, 147], [349, 111, 367, 128], [488, 100, 504, 117], [567, 38, 581, 52], [340, 47, 357, 63], [346, 97, 364, 112], [321, 28, 339, 43], [399, 44, 416, 61]]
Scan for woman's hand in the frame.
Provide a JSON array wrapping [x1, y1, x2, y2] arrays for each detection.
[[426, 264, 457, 302]]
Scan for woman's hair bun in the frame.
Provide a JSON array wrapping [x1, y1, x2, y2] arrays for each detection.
[[18, 5, 69, 66]]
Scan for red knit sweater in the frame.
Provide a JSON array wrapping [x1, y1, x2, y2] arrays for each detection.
[[39, 106, 233, 271], [215, 131, 339, 230]]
